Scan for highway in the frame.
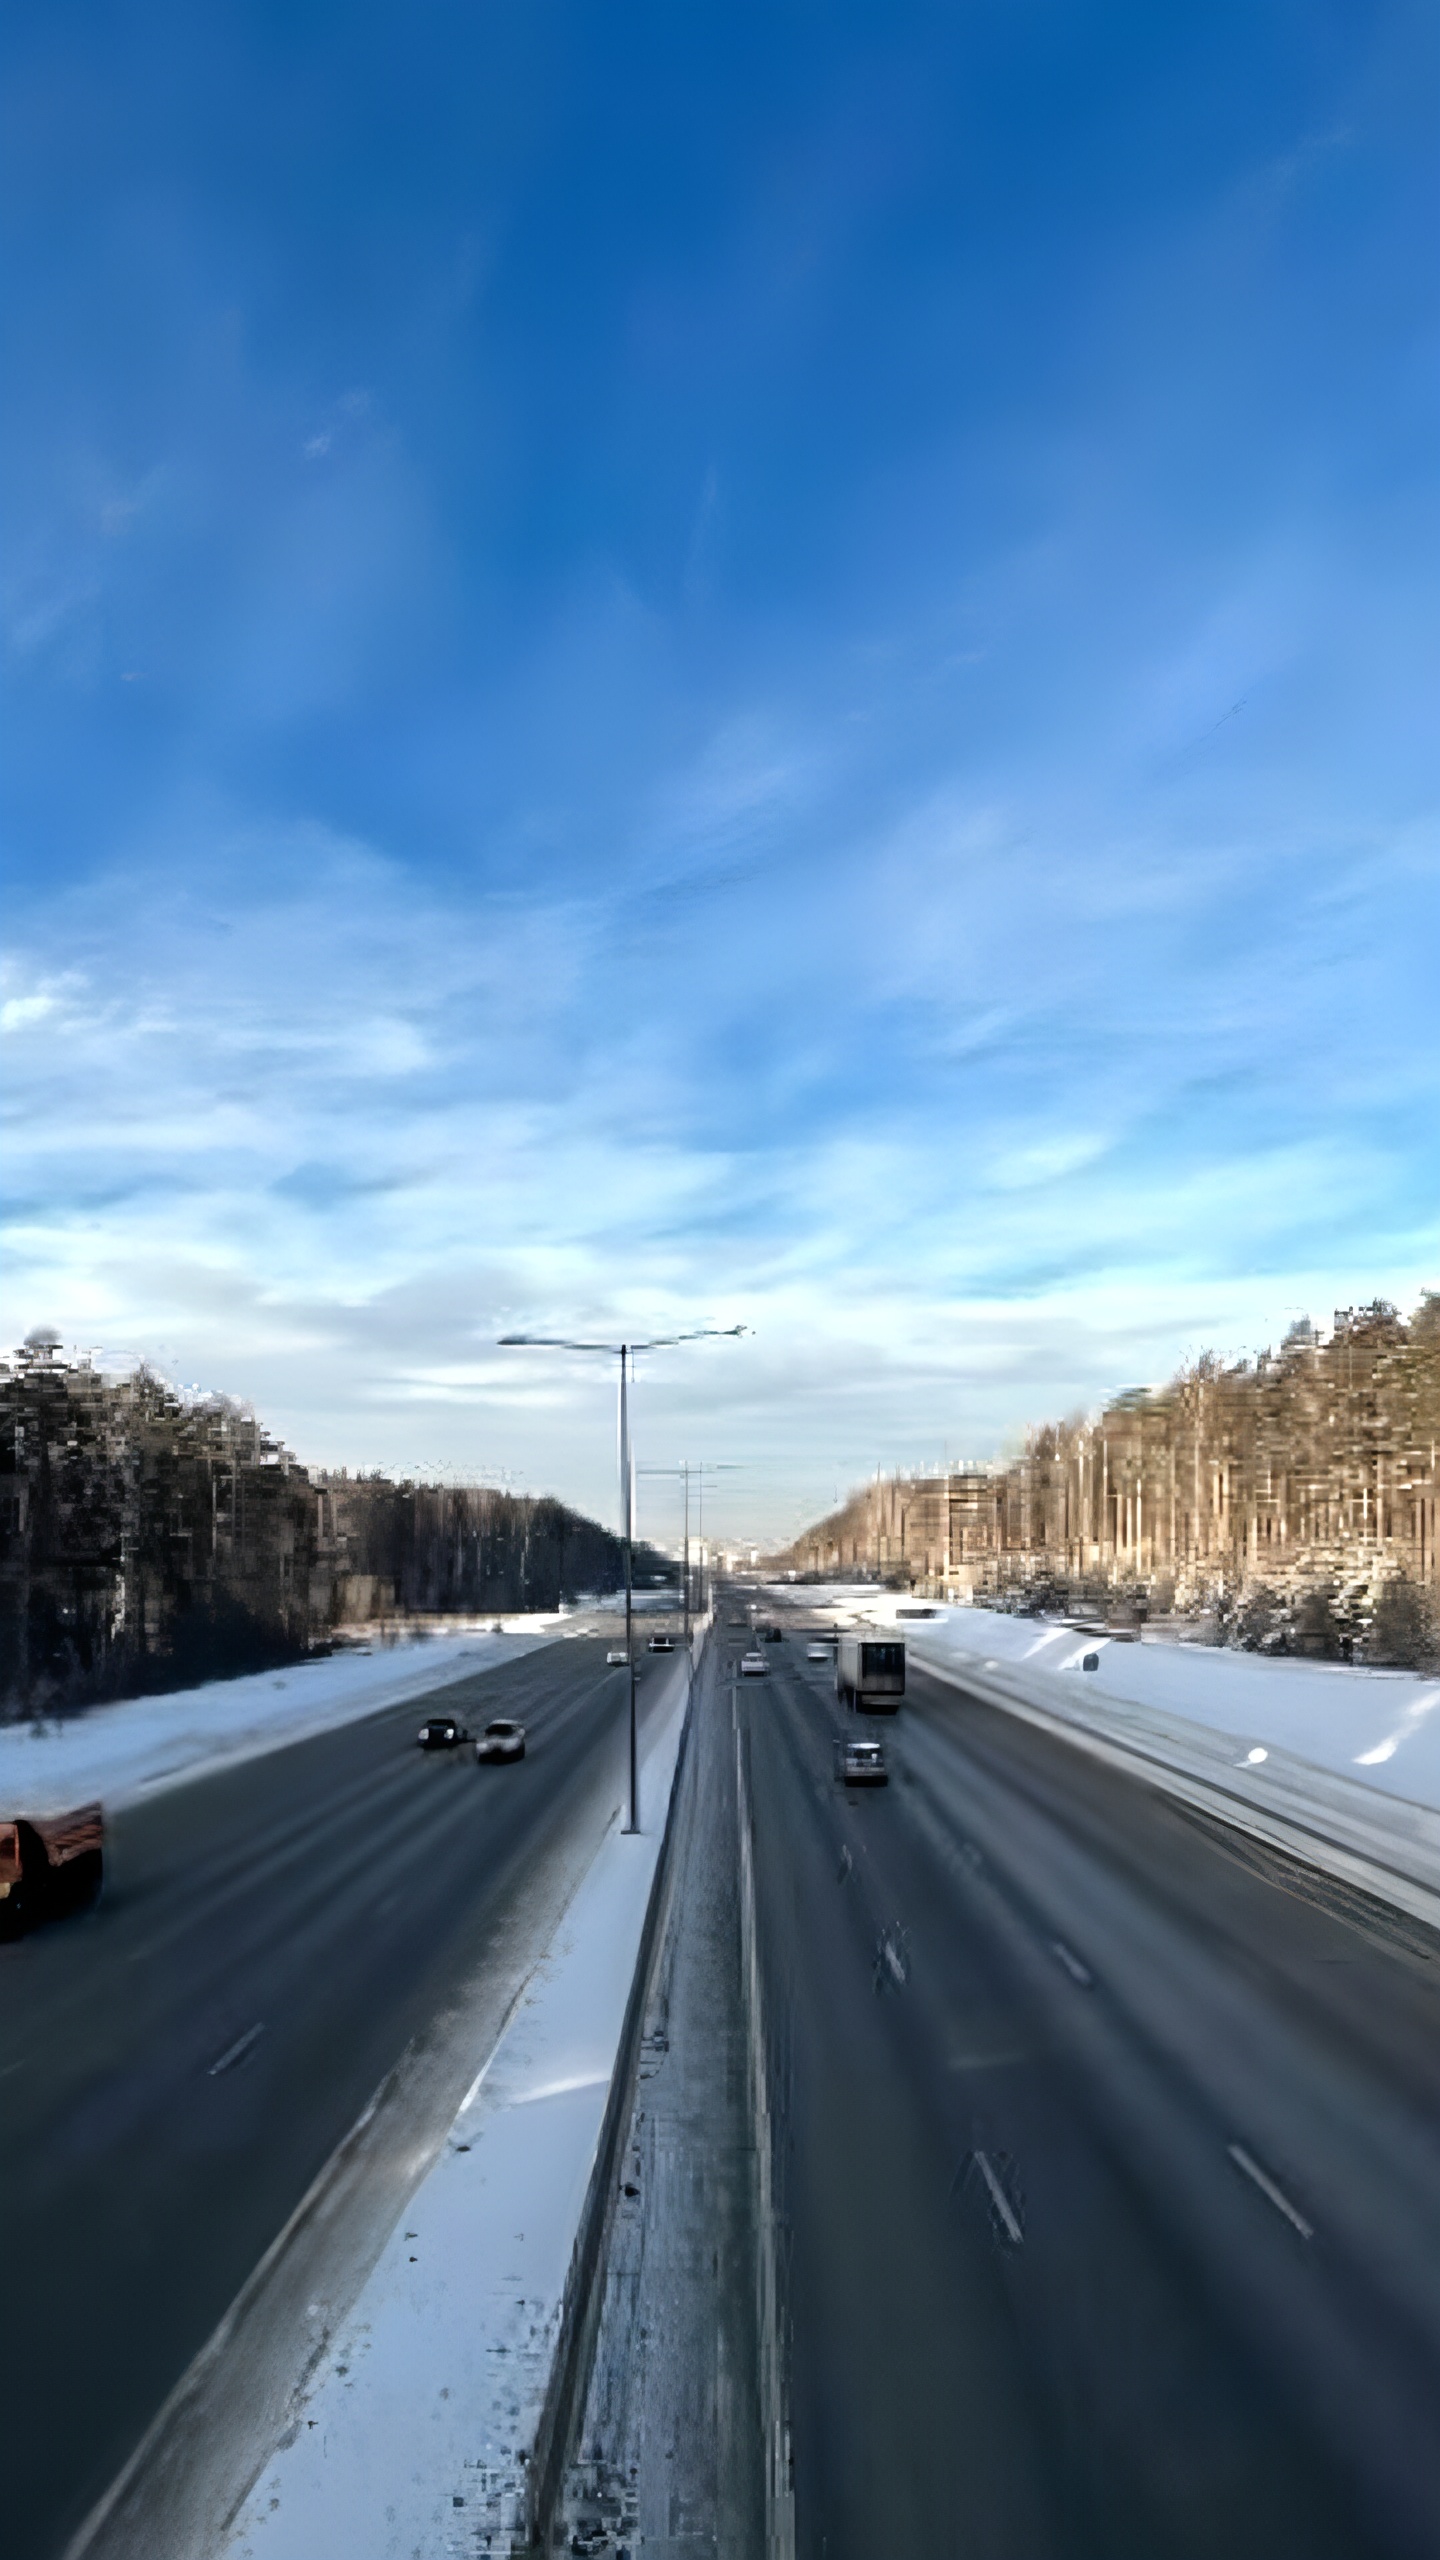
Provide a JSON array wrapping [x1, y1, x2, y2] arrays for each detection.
[[729, 1605, 1440, 2559], [0, 1632, 674, 2560]]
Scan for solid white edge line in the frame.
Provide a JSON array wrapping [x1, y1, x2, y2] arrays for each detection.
[[1227, 2141, 1314, 2239]]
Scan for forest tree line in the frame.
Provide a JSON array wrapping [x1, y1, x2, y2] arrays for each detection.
[[776, 1297, 1440, 1667], [0, 1336, 670, 1715]]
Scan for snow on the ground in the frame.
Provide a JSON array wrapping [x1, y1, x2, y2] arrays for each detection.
[[0, 1616, 586, 1815], [784, 1585, 1440, 1816], [222, 1650, 693, 2560]]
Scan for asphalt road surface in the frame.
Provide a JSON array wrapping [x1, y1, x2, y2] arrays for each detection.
[[733, 1609, 1440, 2560], [0, 1632, 674, 2560]]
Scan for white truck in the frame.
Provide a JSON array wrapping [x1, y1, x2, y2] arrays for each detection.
[[835, 1632, 906, 1712]]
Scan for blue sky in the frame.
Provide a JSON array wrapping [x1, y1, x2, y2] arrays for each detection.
[[3, 1, 1437, 1546]]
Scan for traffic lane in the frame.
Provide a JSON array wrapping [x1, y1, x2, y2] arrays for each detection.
[[896, 1669, 1440, 2376], [0, 1637, 669, 2560], [745, 1652, 1381, 2559], [802, 1648, 1440, 2553], [884, 1668, 1440, 2555], [3, 1636, 628, 2143], [740, 1675, 1063, 2559], [5, 1637, 663, 2560], [899, 1654, 1440, 2129]]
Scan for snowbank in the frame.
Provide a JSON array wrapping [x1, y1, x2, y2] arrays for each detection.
[[791, 1587, 1440, 1816], [0, 1619, 578, 1815], [772, 1585, 1440, 1926]]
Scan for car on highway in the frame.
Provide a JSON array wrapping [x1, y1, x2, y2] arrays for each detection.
[[835, 1736, 888, 1786], [806, 1639, 832, 1662], [475, 1718, 526, 1764], [606, 1646, 628, 1665], [739, 1649, 769, 1677], [416, 1716, 469, 1750], [763, 1625, 783, 1644], [647, 1631, 676, 1653]]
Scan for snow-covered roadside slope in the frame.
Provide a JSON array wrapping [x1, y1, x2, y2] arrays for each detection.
[[0, 1619, 577, 1814], [789, 1587, 1440, 1817]]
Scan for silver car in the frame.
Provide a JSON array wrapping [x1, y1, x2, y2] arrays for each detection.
[[475, 1718, 526, 1764], [739, 1650, 769, 1677], [835, 1736, 887, 1787]]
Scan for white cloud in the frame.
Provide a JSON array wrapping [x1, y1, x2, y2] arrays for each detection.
[[3, 786, 1436, 1544]]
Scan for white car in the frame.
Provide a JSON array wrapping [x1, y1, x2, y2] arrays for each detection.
[[606, 1647, 628, 1667], [806, 1640, 831, 1663], [739, 1650, 769, 1677], [475, 1718, 525, 1764]]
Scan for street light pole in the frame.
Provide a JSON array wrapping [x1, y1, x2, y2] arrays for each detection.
[[498, 1327, 744, 1831], [619, 1345, 637, 1830]]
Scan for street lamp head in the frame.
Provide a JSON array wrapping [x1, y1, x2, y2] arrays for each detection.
[[498, 1325, 746, 1356], [628, 1324, 747, 1355], [497, 1333, 617, 1353]]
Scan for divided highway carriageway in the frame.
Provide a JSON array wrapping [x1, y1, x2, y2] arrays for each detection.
[[9, 1607, 1440, 2559], [0, 1633, 676, 2560], [581, 1592, 1440, 2560]]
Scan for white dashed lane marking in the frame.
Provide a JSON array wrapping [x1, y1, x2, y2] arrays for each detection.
[[1050, 1939, 1093, 1987], [1227, 2141, 1314, 2239], [208, 2022, 265, 2077], [973, 2149, 1023, 2245]]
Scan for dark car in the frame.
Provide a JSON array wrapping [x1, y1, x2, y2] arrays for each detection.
[[763, 1625, 783, 1643], [475, 1718, 526, 1764], [647, 1631, 676, 1653], [835, 1736, 888, 1787], [416, 1716, 469, 1750]]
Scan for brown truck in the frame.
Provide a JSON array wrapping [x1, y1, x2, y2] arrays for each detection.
[[0, 1803, 104, 1938]]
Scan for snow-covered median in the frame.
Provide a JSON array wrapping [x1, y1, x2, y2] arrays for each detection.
[[0, 1619, 577, 1815]]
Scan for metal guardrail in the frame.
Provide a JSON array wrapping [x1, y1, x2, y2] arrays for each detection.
[[911, 1641, 1440, 1939]]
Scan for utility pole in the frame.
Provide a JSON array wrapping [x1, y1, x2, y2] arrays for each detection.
[[499, 1331, 744, 1830]]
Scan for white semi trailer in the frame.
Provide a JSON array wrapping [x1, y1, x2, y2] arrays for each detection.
[[835, 1632, 906, 1712]]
